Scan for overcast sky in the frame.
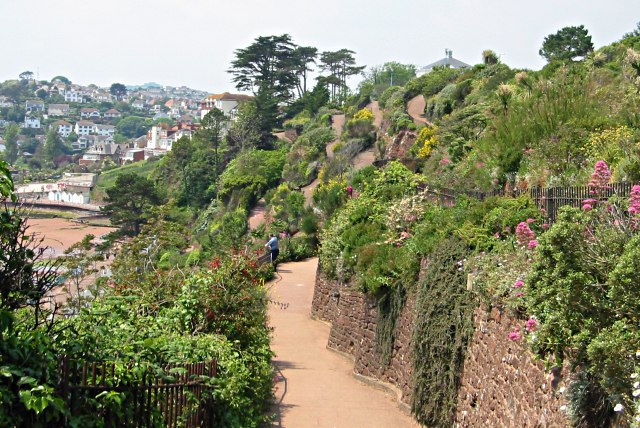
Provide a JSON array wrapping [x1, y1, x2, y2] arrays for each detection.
[[1, 0, 639, 93]]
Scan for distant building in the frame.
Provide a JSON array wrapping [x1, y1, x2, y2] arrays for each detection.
[[80, 107, 101, 119], [25, 99, 45, 112], [0, 96, 14, 108], [95, 124, 116, 137], [79, 143, 125, 165], [75, 120, 95, 136], [104, 108, 122, 119], [54, 120, 73, 137], [416, 49, 470, 77], [200, 92, 252, 120], [64, 90, 84, 103], [48, 104, 70, 117], [24, 115, 41, 129]]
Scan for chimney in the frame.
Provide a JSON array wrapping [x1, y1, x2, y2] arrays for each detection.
[[448, 50, 453, 59]]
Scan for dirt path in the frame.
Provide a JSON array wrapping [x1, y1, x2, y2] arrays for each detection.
[[368, 101, 383, 129], [407, 95, 429, 126], [248, 198, 266, 230], [325, 114, 345, 158], [268, 259, 420, 428]]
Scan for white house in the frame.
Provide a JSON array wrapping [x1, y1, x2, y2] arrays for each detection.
[[25, 99, 45, 112], [64, 90, 84, 103], [54, 120, 73, 137], [48, 104, 70, 117], [74, 120, 95, 136], [104, 109, 121, 119], [80, 107, 100, 119], [0, 96, 14, 108], [95, 124, 115, 136], [24, 116, 41, 129], [131, 99, 145, 110], [416, 49, 470, 77], [200, 92, 252, 120]]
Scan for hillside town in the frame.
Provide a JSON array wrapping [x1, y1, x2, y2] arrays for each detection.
[[0, 76, 251, 169]]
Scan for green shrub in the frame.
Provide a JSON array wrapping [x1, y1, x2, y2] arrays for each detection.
[[410, 237, 476, 427]]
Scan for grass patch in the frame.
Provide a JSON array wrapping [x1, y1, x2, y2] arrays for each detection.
[[92, 160, 160, 201]]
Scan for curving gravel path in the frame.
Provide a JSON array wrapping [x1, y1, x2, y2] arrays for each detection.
[[267, 258, 421, 428]]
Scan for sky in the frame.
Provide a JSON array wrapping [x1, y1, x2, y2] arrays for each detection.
[[1, 0, 639, 93]]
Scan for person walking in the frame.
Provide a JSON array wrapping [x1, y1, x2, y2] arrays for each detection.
[[265, 233, 279, 268]]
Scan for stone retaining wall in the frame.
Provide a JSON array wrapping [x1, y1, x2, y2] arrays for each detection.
[[311, 270, 569, 427]]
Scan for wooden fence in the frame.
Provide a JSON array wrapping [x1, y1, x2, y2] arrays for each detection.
[[58, 356, 217, 428], [425, 182, 639, 223]]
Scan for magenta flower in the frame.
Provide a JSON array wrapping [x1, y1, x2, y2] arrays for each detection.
[[516, 222, 536, 246], [508, 328, 521, 341], [582, 203, 593, 211], [628, 185, 640, 215], [525, 317, 538, 332], [513, 280, 524, 289], [528, 239, 538, 250], [587, 160, 612, 198]]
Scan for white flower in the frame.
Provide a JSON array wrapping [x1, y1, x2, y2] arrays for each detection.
[[560, 405, 567, 412], [633, 389, 640, 398], [632, 373, 638, 379], [634, 381, 639, 389], [559, 386, 566, 394], [613, 403, 624, 412]]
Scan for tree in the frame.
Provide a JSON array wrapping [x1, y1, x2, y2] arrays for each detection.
[[197, 108, 228, 175], [19, 71, 34, 81], [43, 128, 66, 164], [102, 173, 163, 235], [364, 62, 416, 88], [228, 34, 299, 137], [110, 83, 127, 100], [482, 50, 499, 65], [539, 25, 594, 62], [291, 46, 318, 98], [51, 75, 71, 84], [319, 49, 365, 104], [116, 116, 151, 138], [3, 123, 20, 165], [226, 101, 263, 152]]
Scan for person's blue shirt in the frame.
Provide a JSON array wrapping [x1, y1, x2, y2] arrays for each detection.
[[266, 236, 279, 250]]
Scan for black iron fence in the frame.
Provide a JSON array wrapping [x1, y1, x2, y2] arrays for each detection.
[[58, 356, 217, 428], [424, 182, 639, 223]]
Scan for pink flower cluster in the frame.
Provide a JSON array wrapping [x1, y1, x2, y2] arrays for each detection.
[[508, 318, 538, 342], [587, 160, 612, 196], [629, 185, 640, 216], [508, 328, 521, 341], [513, 279, 524, 289], [516, 221, 536, 248]]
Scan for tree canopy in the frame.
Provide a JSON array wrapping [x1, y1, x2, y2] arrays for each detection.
[[539, 25, 594, 62], [102, 173, 163, 235]]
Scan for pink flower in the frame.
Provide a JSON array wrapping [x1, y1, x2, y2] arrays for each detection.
[[513, 280, 524, 289], [516, 222, 536, 246], [587, 160, 611, 198], [494, 232, 501, 239], [582, 203, 593, 211], [508, 328, 521, 341], [526, 218, 535, 224], [525, 317, 538, 332], [439, 158, 451, 165], [515, 292, 525, 298], [629, 185, 640, 216], [528, 239, 538, 250], [541, 223, 549, 230]]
